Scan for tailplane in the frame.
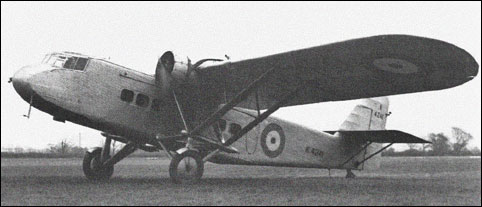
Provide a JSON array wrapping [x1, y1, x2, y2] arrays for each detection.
[[334, 97, 428, 171]]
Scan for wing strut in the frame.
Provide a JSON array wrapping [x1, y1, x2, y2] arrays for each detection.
[[197, 85, 300, 157], [172, 90, 190, 133], [224, 86, 301, 146], [156, 67, 277, 145], [189, 67, 276, 136], [157, 64, 301, 155]]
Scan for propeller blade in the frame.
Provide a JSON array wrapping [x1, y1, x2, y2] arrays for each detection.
[[155, 51, 175, 93]]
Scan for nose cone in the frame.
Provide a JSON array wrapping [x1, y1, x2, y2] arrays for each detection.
[[12, 66, 35, 101]]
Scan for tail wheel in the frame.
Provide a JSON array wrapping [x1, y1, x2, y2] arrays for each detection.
[[169, 150, 204, 184], [82, 147, 114, 180], [346, 169, 356, 179]]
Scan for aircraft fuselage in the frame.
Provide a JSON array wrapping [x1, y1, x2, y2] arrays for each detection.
[[12, 52, 385, 170]]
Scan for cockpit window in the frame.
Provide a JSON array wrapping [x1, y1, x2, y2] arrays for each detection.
[[64, 57, 78, 69], [53, 56, 66, 68], [43, 53, 89, 71], [46, 55, 57, 65], [74, 58, 88, 70]]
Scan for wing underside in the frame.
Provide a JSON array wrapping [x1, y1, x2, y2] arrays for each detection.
[[200, 35, 479, 110]]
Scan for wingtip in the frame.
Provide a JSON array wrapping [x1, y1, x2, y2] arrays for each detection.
[[468, 59, 479, 79]]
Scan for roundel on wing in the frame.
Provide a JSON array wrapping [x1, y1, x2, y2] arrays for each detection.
[[260, 123, 285, 158], [373, 58, 419, 74]]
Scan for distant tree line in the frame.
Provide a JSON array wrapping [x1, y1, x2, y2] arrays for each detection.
[[382, 127, 481, 157], [2, 139, 88, 158], [1, 139, 167, 158], [2, 127, 480, 158]]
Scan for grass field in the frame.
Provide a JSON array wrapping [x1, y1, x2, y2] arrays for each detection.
[[1, 156, 480, 205]]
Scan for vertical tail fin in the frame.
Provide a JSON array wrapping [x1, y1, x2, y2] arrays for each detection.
[[339, 97, 390, 170], [339, 97, 389, 131]]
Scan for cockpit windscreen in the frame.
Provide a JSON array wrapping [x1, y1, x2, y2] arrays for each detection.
[[43, 53, 89, 71]]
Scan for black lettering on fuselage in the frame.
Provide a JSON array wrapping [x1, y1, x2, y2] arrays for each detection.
[[373, 111, 385, 120], [305, 146, 324, 158]]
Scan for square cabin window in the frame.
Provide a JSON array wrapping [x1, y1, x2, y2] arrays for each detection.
[[120, 89, 134, 102], [136, 93, 149, 108]]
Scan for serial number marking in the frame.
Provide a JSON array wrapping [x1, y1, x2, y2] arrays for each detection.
[[305, 146, 324, 158], [373, 111, 385, 120]]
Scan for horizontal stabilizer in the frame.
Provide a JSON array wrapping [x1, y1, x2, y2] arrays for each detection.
[[326, 130, 431, 143]]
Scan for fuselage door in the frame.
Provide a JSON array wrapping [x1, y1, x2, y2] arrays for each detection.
[[221, 109, 260, 154]]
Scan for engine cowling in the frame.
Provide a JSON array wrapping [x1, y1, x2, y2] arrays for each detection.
[[155, 51, 223, 91]]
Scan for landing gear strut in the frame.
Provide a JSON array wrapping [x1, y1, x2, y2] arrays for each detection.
[[82, 136, 138, 181], [169, 149, 204, 184]]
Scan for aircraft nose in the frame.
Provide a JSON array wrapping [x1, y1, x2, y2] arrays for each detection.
[[12, 66, 35, 101]]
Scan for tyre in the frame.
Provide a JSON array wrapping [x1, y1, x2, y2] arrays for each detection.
[[82, 147, 114, 180], [169, 150, 204, 184]]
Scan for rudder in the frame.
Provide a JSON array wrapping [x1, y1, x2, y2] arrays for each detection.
[[340, 97, 389, 131]]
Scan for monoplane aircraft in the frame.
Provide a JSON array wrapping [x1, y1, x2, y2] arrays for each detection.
[[10, 35, 478, 183]]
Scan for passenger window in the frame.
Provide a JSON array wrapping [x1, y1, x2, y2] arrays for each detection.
[[151, 99, 161, 111], [120, 89, 134, 102], [229, 123, 242, 135], [136, 94, 149, 108], [74, 58, 88, 70]]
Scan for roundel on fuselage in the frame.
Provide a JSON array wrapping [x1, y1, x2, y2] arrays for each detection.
[[260, 123, 285, 158]]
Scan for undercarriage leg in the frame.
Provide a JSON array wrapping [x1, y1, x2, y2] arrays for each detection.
[[101, 137, 112, 162], [156, 137, 174, 160], [82, 142, 138, 181], [102, 142, 138, 167]]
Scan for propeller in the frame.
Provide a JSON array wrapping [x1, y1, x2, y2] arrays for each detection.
[[155, 51, 175, 94], [154, 52, 233, 153]]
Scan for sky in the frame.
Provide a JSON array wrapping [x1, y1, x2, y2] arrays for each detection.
[[1, 2, 481, 151]]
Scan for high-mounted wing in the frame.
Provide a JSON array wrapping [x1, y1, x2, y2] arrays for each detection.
[[200, 35, 478, 110]]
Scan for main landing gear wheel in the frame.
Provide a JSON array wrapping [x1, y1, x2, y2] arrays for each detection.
[[169, 150, 204, 184], [82, 147, 114, 180]]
